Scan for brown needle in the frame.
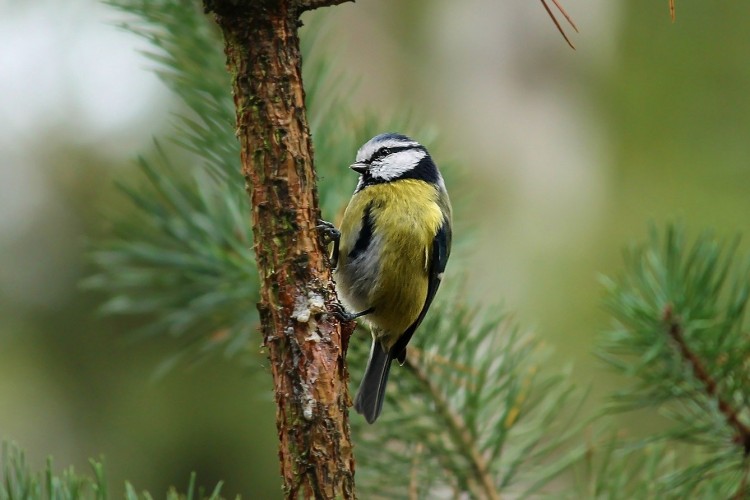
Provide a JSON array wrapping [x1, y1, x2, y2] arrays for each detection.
[[540, 0, 579, 50]]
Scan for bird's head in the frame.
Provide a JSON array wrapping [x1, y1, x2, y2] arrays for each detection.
[[351, 133, 443, 191]]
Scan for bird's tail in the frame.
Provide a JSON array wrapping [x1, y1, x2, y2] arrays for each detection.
[[354, 339, 393, 424]]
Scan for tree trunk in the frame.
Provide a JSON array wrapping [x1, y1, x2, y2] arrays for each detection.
[[203, 1, 355, 497]]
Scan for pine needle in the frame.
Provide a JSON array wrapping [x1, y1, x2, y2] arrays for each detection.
[[540, 0, 579, 50]]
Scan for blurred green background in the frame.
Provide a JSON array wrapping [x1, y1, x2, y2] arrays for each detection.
[[1, 0, 749, 496]]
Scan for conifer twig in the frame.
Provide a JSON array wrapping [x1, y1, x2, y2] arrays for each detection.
[[405, 357, 501, 500], [663, 304, 750, 454]]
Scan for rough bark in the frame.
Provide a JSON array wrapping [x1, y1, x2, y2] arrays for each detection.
[[203, 1, 355, 498]]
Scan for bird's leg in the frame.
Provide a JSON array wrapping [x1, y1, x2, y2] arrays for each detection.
[[316, 220, 341, 269]]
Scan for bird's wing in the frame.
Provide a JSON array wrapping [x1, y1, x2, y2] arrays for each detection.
[[392, 218, 452, 364]]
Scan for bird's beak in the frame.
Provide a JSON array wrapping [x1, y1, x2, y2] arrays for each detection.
[[350, 162, 368, 174]]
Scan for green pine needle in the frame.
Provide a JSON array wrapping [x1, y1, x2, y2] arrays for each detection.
[[598, 224, 750, 494], [1, 441, 225, 500], [349, 297, 586, 498]]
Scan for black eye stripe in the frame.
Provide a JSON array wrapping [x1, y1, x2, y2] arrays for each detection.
[[369, 145, 416, 163]]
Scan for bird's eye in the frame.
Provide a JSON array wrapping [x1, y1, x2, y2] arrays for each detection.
[[373, 148, 391, 162], [370, 147, 398, 163]]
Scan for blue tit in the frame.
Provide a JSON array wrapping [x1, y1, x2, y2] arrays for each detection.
[[320, 133, 452, 423]]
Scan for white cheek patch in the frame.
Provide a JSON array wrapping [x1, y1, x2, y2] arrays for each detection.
[[371, 149, 426, 181]]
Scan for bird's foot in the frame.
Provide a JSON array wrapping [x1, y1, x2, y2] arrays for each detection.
[[316, 220, 341, 268], [316, 220, 340, 245]]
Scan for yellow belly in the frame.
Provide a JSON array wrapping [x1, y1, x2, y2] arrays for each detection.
[[335, 179, 444, 348]]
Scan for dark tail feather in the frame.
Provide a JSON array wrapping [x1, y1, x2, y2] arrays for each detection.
[[354, 340, 393, 424]]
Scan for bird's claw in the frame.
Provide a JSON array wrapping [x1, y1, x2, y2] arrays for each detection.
[[329, 302, 355, 322], [329, 303, 374, 323], [317, 219, 341, 268], [316, 220, 341, 245]]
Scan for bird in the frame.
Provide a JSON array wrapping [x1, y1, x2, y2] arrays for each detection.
[[318, 132, 452, 423]]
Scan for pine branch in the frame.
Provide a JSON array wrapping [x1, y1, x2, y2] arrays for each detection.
[[600, 224, 750, 494], [664, 305, 750, 454], [404, 356, 500, 500], [87, 0, 256, 363], [350, 300, 586, 498]]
